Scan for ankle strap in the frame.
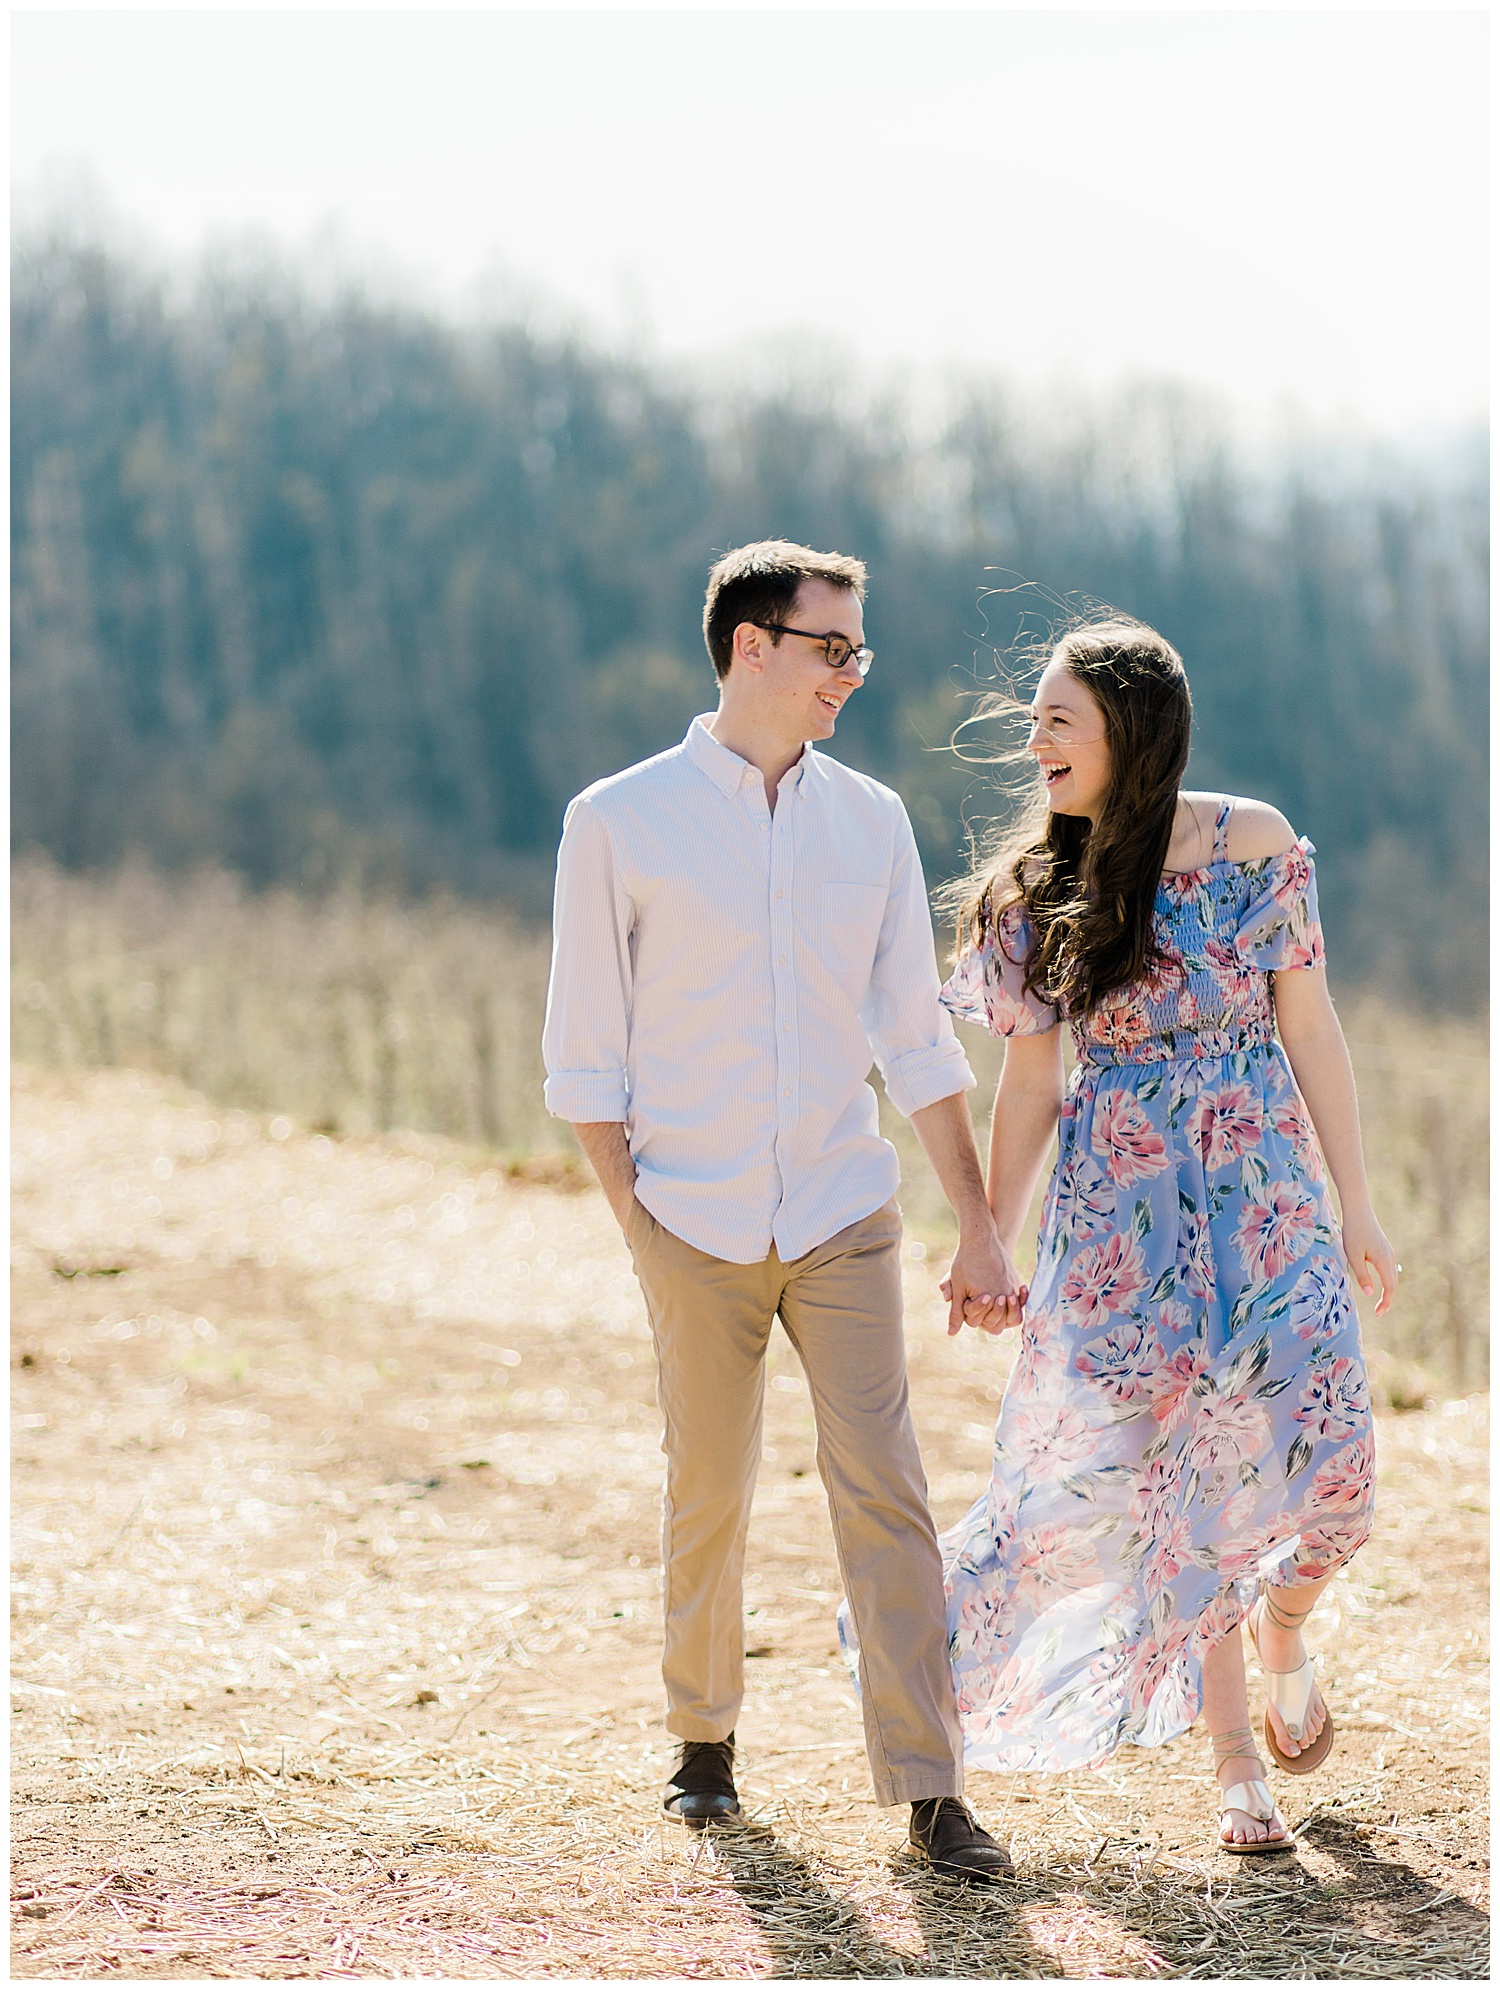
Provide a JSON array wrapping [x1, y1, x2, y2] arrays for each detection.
[[1209, 1725, 1260, 1765], [1260, 1589, 1318, 1630]]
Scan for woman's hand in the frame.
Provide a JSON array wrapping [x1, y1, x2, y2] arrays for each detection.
[[1340, 1202, 1400, 1316], [940, 1225, 1027, 1337]]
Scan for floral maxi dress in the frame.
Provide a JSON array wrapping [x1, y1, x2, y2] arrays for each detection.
[[937, 802, 1374, 1773]]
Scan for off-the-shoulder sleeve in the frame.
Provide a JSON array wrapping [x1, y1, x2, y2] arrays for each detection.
[[1234, 836, 1326, 972], [940, 901, 1062, 1038]]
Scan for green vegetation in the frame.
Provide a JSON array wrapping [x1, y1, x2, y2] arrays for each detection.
[[11, 233, 1488, 1006]]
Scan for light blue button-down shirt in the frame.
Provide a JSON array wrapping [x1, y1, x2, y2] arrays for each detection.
[[542, 716, 975, 1264]]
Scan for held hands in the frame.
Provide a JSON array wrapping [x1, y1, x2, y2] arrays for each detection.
[[940, 1221, 1027, 1337], [1341, 1202, 1400, 1316]]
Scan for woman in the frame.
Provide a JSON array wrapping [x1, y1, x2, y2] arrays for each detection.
[[938, 617, 1398, 1854]]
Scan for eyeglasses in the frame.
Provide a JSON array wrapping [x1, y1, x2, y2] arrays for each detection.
[[758, 623, 874, 678]]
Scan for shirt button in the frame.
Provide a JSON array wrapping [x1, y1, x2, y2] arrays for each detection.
[[778, 955, 787, 965], [784, 1088, 792, 1097], [775, 889, 783, 899]]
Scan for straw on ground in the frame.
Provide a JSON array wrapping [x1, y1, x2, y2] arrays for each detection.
[[11, 1065, 1489, 1979]]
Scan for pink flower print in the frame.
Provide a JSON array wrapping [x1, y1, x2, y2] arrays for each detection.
[[984, 969, 1045, 1039], [1129, 1454, 1183, 1538], [1294, 1356, 1370, 1444], [1218, 1485, 1258, 1535], [1188, 1082, 1263, 1172], [955, 1582, 1017, 1654], [1158, 1298, 1193, 1340], [1140, 947, 1186, 1001], [1009, 1312, 1068, 1401], [1288, 1259, 1352, 1342], [1176, 1211, 1216, 1300], [1013, 1524, 1104, 1610], [1090, 990, 1154, 1052], [1092, 1091, 1169, 1187], [1283, 845, 1312, 891], [1270, 1094, 1302, 1138], [994, 900, 1035, 962], [1265, 845, 1313, 912], [1060, 1231, 1149, 1330], [1005, 1399, 1095, 1471], [1061, 1156, 1115, 1239], [1278, 936, 1321, 971], [1204, 935, 1244, 980], [1214, 1501, 1287, 1580], [953, 1668, 994, 1722], [1191, 1587, 1246, 1657], [1150, 1336, 1211, 1433], [1074, 1315, 1167, 1403], [1143, 1509, 1196, 1596], [1183, 1393, 1273, 1478], [1126, 1617, 1193, 1716], [1232, 1178, 1319, 1286], [1308, 1433, 1375, 1517], [1270, 1089, 1324, 1169], [1050, 1704, 1110, 1754], [967, 1647, 1048, 1738], [1294, 1510, 1374, 1578], [1160, 872, 1194, 905], [1174, 987, 1202, 1031]]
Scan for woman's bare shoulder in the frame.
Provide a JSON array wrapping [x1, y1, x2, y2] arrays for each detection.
[[1219, 795, 1298, 863]]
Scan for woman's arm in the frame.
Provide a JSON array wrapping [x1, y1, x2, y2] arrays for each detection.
[[1272, 964, 1400, 1316], [986, 1029, 1067, 1254]]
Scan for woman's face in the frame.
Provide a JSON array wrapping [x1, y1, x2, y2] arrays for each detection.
[[1027, 660, 1111, 821]]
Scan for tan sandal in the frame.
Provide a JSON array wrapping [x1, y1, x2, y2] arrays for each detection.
[[1211, 1725, 1292, 1856], [1247, 1590, 1335, 1775]]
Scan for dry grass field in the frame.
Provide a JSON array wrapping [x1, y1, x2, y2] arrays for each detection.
[[11, 1063, 1489, 1980], [11, 853, 1490, 1395]]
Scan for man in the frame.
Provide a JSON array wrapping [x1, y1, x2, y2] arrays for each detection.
[[542, 540, 1023, 1880]]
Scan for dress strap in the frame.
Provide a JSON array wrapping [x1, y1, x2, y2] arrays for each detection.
[[1212, 796, 1234, 862]]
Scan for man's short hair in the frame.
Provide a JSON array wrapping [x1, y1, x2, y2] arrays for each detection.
[[702, 540, 868, 681]]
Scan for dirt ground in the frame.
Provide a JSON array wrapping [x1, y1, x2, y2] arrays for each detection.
[[10, 1064, 1490, 1980]]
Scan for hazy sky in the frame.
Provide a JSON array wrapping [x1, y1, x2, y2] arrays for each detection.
[[12, 7, 1489, 436]]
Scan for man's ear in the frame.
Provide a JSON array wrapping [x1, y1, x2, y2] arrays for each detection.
[[731, 621, 766, 675]]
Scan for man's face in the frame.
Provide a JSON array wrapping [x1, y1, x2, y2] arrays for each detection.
[[750, 579, 867, 742]]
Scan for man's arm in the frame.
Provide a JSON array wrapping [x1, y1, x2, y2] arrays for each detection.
[[571, 1119, 637, 1234], [542, 796, 637, 1231], [860, 809, 1023, 1335], [910, 1091, 1026, 1337]]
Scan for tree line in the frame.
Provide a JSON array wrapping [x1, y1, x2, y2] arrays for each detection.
[[11, 233, 1488, 1006]]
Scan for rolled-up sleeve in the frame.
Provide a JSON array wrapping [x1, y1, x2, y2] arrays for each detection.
[[863, 808, 975, 1118], [542, 795, 635, 1123]]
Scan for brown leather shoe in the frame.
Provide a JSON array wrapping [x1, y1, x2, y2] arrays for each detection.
[[662, 1734, 741, 1829], [909, 1797, 1013, 1881]]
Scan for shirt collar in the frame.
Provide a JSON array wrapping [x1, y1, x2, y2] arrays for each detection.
[[684, 715, 809, 798]]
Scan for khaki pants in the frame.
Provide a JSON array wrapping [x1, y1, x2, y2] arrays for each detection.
[[625, 1195, 964, 1806]]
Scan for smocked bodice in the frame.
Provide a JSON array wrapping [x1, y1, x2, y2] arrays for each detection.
[[941, 818, 1324, 1068]]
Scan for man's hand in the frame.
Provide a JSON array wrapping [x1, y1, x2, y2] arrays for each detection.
[[940, 1224, 1027, 1337], [909, 1091, 1027, 1336], [569, 1121, 639, 1235]]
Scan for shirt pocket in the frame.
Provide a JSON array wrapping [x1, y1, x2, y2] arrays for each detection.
[[819, 880, 888, 981]]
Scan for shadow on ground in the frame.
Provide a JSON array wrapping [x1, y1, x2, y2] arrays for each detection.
[[704, 1814, 1486, 1980]]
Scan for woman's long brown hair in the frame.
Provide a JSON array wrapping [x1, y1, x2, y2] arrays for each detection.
[[949, 617, 1193, 1017]]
